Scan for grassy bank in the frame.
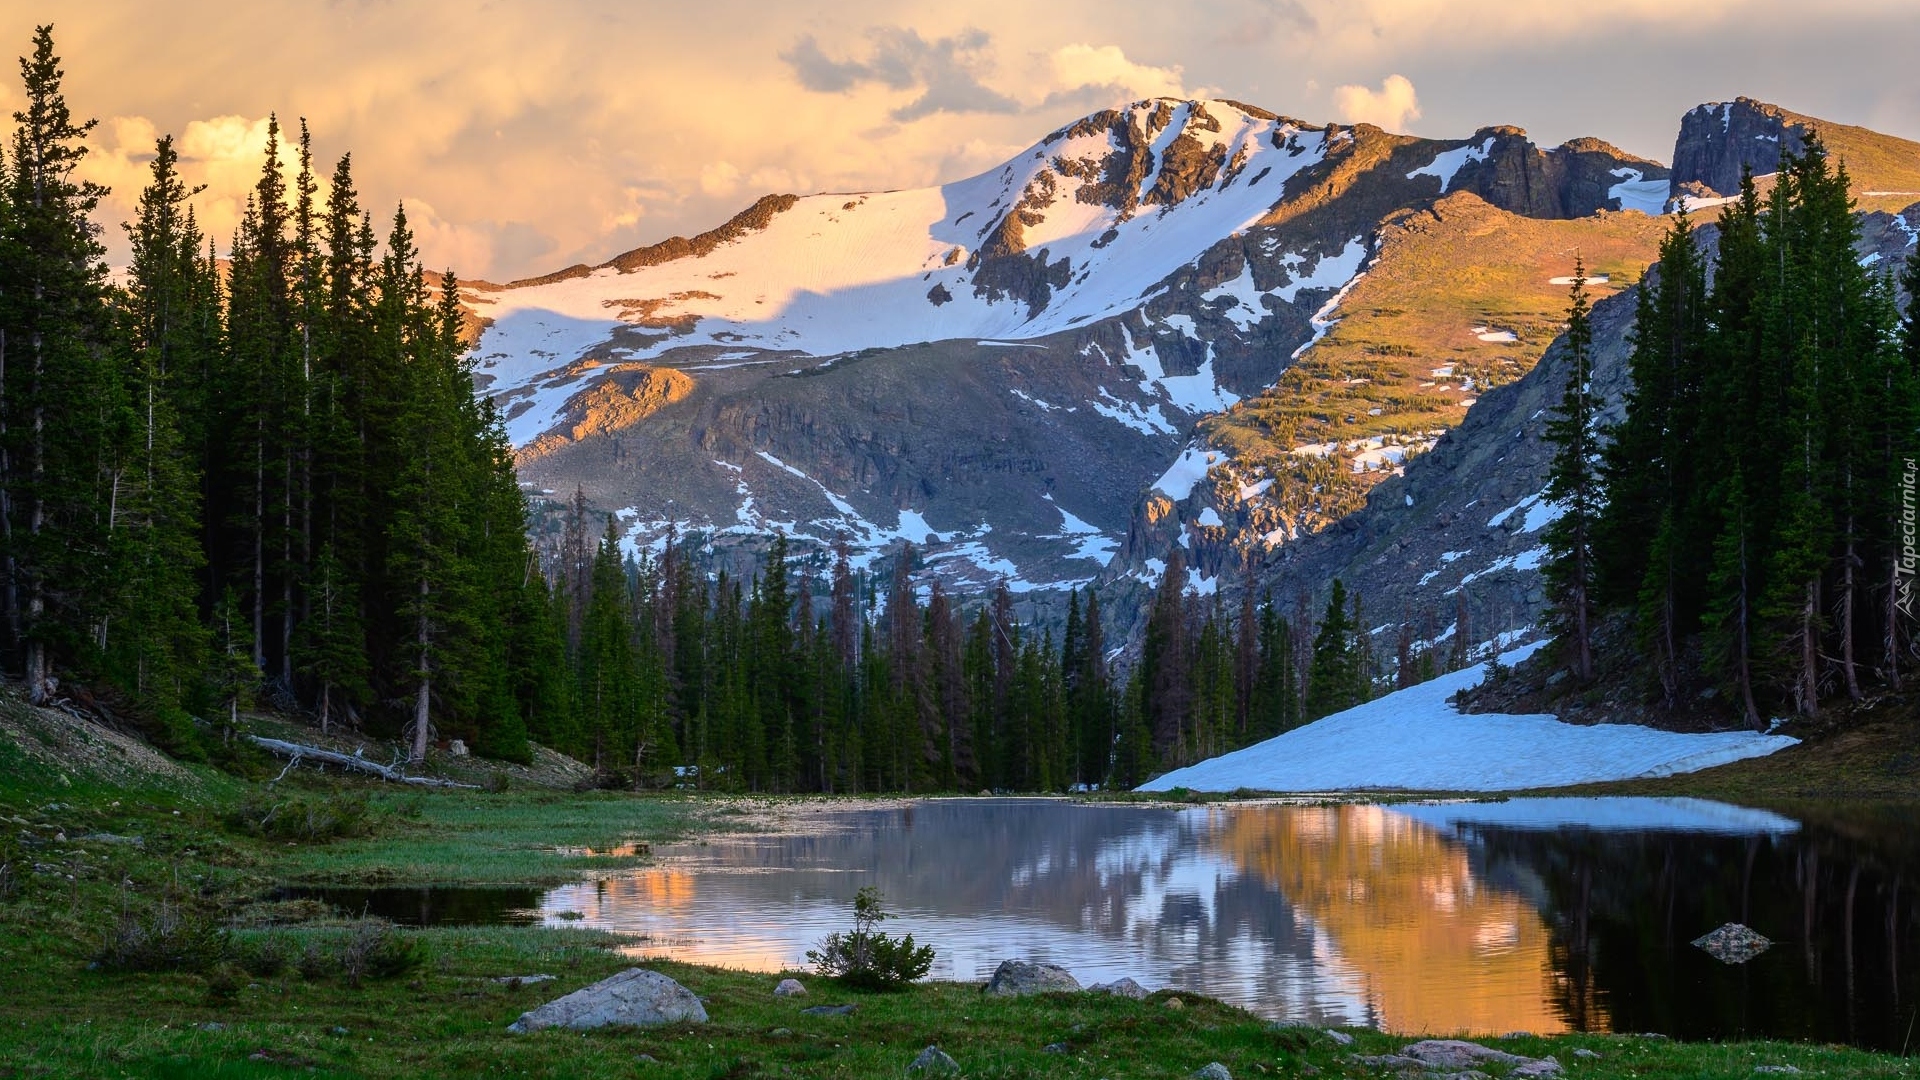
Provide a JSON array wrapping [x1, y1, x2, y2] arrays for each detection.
[[4, 697, 1919, 1078]]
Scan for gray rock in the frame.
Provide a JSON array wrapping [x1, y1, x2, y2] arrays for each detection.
[[506, 968, 707, 1032], [908, 1045, 960, 1075], [1323, 1029, 1354, 1046], [1088, 976, 1150, 999], [1044, 1042, 1070, 1054], [194, 1022, 225, 1032], [1573, 1048, 1601, 1060], [1401, 1041, 1530, 1069], [490, 974, 556, 986], [801, 1003, 857, 1016], [1513, 1057, 1563, 1078], [769, 1027, 793, 1037], [1193, 1064, 1232, 1080], [982, 959, 1081, 997], [327, 1026, 349, 1037], [1753, 1068, 1801, 1076], [773, 977, 807, 997], [1693, 923, 1773, 964]]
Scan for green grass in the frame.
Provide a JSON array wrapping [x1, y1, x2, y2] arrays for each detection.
[[3, 707, 1918, 1078]]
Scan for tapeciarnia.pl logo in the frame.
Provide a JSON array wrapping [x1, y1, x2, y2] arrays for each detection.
[[1901, 457, 1918, 620]]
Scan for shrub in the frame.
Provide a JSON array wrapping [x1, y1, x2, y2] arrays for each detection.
[[225, 791, 372, 843], [806, 887, 934, 991], [338, 920, 425, 986], [95, 901, 228, 973]]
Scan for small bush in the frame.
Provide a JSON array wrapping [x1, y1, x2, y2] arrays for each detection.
[[95, 901, 228, 973], [225, 791, 372, 843], [338, 920, 425, 986], [806, 887, 933, 991], [233, 932, 293, 977]]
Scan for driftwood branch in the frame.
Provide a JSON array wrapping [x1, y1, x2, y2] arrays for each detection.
[[245, 736, 480, 789]]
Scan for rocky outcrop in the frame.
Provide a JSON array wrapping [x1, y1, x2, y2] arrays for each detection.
[[506, 968, 708, 1032], [1671, 99, 1804, 197], [1453, 128, 1670, 218], [981, 959, 1081, 996]]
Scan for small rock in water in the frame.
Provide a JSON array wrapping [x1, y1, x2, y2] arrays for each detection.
[[1323, 1029, 1354, 1046], [1087, 976, 1150, 999], [506, 968, 707, 1032], [1192, 1064, 1233, 1080], [1753, 1067, 1801, 1075], [1692, 923, 1772, 964], [982, 959, 1081, 997], [908, 1045, 961, 1075], [801, 1003, 857, 1017], [773, 977, 807, 997]]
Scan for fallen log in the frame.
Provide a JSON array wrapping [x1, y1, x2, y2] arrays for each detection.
[[244, 735, 481, 789]]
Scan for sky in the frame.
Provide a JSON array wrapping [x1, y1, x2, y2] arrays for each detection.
[[10, 1, 1918, 282]]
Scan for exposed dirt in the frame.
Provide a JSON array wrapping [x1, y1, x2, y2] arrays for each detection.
[[0, 689, 204, 795]]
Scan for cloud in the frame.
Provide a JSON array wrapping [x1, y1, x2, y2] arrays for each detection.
[[1044, 44, 1188, 104], [782, 26, 1020, 121], [1220, 0, 1317, 44], [1333, 74, 1421, 131]]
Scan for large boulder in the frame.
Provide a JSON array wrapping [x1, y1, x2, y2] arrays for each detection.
[[506, 968, 707, 1032], [982, 959, 1081, 997]]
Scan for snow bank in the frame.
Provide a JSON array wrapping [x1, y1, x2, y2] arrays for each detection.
[[1136, 643, 1798, 793], [1386, 796, 1799, 835]]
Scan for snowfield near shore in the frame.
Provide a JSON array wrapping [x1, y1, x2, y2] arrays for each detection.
[[1137, 643, 1799, 793]]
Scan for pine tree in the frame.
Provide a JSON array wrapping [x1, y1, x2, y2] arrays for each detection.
[[1304, 579, 1361, 719], [1542, 258, 1601, 682], [109, 133, 210, 713]]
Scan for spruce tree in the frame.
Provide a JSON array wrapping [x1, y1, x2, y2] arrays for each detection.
[[1303, 579, 1361, 719], [1542, 259, 1600, 683], [3, 25, 114, 702]]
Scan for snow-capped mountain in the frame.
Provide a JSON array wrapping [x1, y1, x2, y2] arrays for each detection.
[[470, 96, 1675, 595]]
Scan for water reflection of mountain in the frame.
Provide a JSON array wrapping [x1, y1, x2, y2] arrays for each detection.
[[1444, 814, 1920, 1050], [541, 798, 1919, 1048]]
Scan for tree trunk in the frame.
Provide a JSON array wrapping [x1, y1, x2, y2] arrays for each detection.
[[1796, 580, 1820, 716], [409, 576, 431, 764], [1840, 525, 1861, 701]]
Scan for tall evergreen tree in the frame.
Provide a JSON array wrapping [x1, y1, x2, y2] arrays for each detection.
[[1542, 259, 1601, 682]]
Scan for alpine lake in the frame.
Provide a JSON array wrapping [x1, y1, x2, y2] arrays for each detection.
[[294, 796, 1920, 1051]]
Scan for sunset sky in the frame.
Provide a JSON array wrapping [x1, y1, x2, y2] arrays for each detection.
[[13, 1, 1919, 281]]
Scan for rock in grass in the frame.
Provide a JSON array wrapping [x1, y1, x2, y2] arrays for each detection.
[[1193, 1064, 1233, 1080], [505, 968, 707, 1032], [801, 1003, 857, 1016], [982, 959, 1080, 997], [1087, 976, 1150, 999], [491, 974, 555, 987], [1754, 1068, 1802, 1075], [773, 977, 807, 997], [908, 1045, 960, 1074], [1043, 1042, 1070, 1054], [1323, 1029, 1354, 1046], [1693, 923, 1772, 964], [1399, 1040, 1529, 1069], [1573, 1048, 1602, 1060]]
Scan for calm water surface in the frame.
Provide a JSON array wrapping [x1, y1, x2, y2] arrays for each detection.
[[322, 797, 1920, 1048]]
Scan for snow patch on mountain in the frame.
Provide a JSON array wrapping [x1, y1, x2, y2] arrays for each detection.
[[1608, 168, 1671, 215], [1136, 642, 1798, 793], [1406, 138, 1496, 194]]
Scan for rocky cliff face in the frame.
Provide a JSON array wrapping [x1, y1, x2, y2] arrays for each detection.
[[473, 97, 1668, 594], [1669, 98, 1920, 204], [1212, 202, 1920, 662]]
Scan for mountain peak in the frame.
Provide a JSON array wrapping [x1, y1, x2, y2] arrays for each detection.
[[1672, 98, 1920, 202]]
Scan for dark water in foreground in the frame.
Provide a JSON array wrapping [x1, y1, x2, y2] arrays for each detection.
[[299, 797, 1920, 1049]]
